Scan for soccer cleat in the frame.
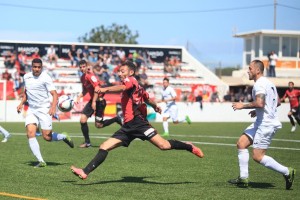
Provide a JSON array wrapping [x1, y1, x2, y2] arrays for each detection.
[[34, 162, 47, 168], [53, 113, 60, 122], [161, 132, 169, 137], [186, 142, 204, 158], [1, 134, 11, 143], [284, 167, 296, 190], [71, 166, 88, 180], [116, 116, 123, 126], [291, 126, 296, 133], [62, 132, 74, 148], [79, 143, 91, 148], [228, 177, 249, 188], [185, 115, 192, 124]]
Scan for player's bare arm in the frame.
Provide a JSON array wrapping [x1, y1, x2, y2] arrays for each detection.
[[17, 89, 27, 113], [95, 85, 126, 93], [49, 90, 58, 116], [145, 99, 162, 114], [232, 94, 265, 110]]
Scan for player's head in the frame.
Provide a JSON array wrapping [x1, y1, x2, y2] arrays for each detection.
[[163, 77, 170, 88], [31, 58, 43, 77], [118, 60, 136, 80], [248, 60, 264, 81], [79, 60, 88, 73], [288, 81, 294, 91]]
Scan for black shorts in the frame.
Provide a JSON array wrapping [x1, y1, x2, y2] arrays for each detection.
[[291, 106, 300, 117], [112, 115, 157, 147], [82, 101, 94, 118]]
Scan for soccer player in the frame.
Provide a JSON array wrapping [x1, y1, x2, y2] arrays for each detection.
[[70, 60, 204, 180], [16, 58, 74, 168], [229, 60, 295, 190], [280, 81, 300, 132], [158, 77, 191, 137], [75, 60, 122, 148], [0, 125, 11, 143]]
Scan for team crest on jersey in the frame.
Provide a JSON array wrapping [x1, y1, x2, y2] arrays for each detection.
[[124, 77, 130, 82], [91, 76, 98, 82]]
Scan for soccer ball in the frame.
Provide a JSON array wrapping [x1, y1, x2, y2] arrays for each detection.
[[57, 95, 74, 112]]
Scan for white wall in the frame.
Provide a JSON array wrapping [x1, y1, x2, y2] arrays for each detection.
[[0, 101, 291, 122]]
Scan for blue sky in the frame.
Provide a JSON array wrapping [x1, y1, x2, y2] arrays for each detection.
[[0, 0, 299, 68]]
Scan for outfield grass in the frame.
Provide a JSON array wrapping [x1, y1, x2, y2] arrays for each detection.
[[0, 122, 299, 200]]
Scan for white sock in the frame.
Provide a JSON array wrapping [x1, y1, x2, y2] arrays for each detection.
[[260, 155, 289, 176], [238, 149, 249, 179], [28, 138, 44, 163], [163, 121, 169, 133], [51, 132, 66, 141], [0, 126, 10, 138]]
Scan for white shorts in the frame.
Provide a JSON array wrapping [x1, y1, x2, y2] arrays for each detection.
[[162, 104, 178, 122], [25, 107, 52, 130], [244, 122, 281, 149]]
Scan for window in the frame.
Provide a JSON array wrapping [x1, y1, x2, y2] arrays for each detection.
[[245, 39, 251, 52], [263, 36, 279, 56], [282, 37, 298, 57], [254, 36, 260, 57]]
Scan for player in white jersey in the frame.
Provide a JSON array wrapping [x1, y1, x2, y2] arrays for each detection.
[[229, 60, 295, 190], [158, 77, 191, 137], [0, 125, 11, 142], [16, 58, 74, 168]]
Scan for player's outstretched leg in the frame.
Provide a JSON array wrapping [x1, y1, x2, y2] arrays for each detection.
[[284, 167, 296, 190]]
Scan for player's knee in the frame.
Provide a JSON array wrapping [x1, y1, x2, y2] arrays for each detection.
[[252, 154, 263, 163], [42, 135, 52, 141]]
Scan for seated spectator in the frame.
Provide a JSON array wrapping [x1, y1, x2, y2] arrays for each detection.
[[223, 91, 234, 102], [210, 92, 220, 102], [4, 51, 16, 69], [112, 63, 121, 83], [18, 50, 28, 72], [1, 69, 12, 81], [116, 48, 126, 61], [100, 60, 111, 86], [31, 49, 41, 59], [88, 51, 98, 66], [93, 64, 102, 80], [139, 67, 149, 89], [169, 57, 181, 77], [46, 45, 58, 66], [163, 56, 172, 74], [68, 44, 80, 67]]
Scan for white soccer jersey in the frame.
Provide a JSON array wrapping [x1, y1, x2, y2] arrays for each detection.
[[161, 86, 177, 107], [252, 77, 281, 124], [24, 71, 56, 108]]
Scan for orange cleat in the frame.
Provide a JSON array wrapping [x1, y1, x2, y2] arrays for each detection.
[[71, 166, 88, 180], [186, 142, 204, 158]]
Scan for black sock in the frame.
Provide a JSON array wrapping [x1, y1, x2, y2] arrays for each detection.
[[168, 140, 192, 152], [288, 115, 295, 126], [83, 149, 108, 174], [81, 122, 90, 144], [102, 117, 118, 127], [295, 116, 300, 126]]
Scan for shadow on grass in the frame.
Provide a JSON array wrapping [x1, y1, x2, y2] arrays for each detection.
[[72, 176, 196, 186], [25, 161, 67, 167], [249, 182, 276, 189]]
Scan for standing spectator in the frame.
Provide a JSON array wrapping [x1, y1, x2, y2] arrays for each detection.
[[229, 60, 295, 190], [18, 50, 28, 73], [281, 81, 300, 132], [268, 51, 278, 77], [210, 92, 220, 102], [46, 45, 58, 66], [195, 92, 203, 110]]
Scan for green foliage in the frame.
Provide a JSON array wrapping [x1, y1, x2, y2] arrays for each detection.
[[0, 122, 299, 200], [78, 23, 139, 44]]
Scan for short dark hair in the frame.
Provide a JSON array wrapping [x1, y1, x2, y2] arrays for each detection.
[[32, 58, 42, 65], [163, 77, 169, 82], [288, 81, 294, 85], [79, 60, 87, 66], [121, 60, 136, 74], [251, 60, 264, 73]]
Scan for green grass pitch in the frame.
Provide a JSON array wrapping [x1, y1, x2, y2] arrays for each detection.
[[0, 122, 299, 200]]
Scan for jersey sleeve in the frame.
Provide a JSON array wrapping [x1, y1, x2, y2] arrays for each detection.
[[44, 73, 56, 92], [254, 82, 266, 96], [123, 77, 134, 90], [87, 73, 101, 88], [170, 87, 177, 98]]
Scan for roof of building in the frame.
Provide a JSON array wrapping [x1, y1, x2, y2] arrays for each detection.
[[234, 29, 300, 38]]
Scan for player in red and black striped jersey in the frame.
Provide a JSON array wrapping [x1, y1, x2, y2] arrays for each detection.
[[71, 60, 204, 180], [75, 60, 122, 148], [281, 81, 300, 132]]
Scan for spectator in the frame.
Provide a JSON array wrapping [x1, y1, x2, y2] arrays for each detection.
[[116, 48, 126, 61], [46, 45, 58, 66], [18, 50, 28, 72], [210, 92, 220, 102], [4, 51, 16, 69], [223, 90, 234, 102], [31, 49, 41, 59], [163, 56, 172, 74], [268, 51, 278, 77], [68, 44, 80, 67], [1, 69, 12, 81], [195, 92, 203, 110]]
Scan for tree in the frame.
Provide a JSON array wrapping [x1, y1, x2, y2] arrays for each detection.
[[78, 23, 139, 44]]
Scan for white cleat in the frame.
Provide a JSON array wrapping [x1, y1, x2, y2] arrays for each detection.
[[1, 134, 11, 143], [291, 126, 296, 133]]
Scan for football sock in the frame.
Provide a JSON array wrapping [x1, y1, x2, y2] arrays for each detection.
[[0, 126, 10, 137], [295, 115, 300, 125], [102, 117, 118, 127], [81, 122, 90, 144], [28, 138, 45, 163], [83, 149, 108, 174], [260, 155, 289, 176], [51, 132, 65, 141], [168, 140, 192, 151], [163, 121, 168, 133], [288, 115, 295, 126], [238, 149, 249, 179]]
